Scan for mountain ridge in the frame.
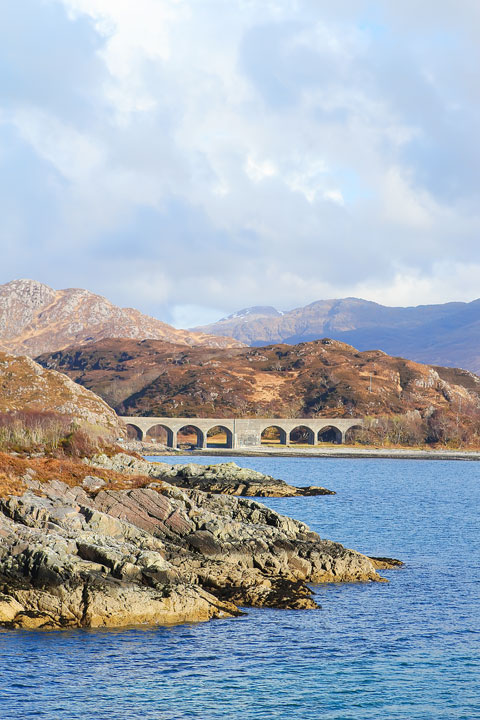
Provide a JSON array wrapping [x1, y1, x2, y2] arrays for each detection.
[[194, 297, 480, 372], [0, 279, 244, 357]]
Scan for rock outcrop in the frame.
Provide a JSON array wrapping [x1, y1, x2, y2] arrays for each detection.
[[0, 471, 392, 630], [87, 454, 335, 497]]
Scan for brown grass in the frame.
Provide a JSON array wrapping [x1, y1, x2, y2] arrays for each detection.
[[0, 471, 26, 497], [0, 451, 158, 499], [229, 369, 297, 403]]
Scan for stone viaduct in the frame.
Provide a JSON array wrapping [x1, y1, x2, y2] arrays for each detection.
[[119, 416, 364, 449]]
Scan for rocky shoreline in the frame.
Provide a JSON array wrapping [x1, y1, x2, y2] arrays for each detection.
[[0, 453, 400, 630], [87, 453, 336, 497]]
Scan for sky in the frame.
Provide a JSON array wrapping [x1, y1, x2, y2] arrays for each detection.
[[1, 0, 479, 328]]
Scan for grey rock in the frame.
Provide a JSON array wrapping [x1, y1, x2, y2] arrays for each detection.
[[0, 471, 400, 630], [82, 476, 106, 492], [88, 453, 336, 497]]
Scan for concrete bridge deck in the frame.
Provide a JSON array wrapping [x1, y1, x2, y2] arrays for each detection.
[[119, 416, 364, 449]]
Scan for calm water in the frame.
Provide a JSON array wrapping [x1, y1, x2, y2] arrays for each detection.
[[1, 456, 479, 720]]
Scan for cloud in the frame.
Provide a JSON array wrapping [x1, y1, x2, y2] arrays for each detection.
[[0, 0, 479, 325]]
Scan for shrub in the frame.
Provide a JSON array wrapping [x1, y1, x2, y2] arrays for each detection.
[[59, 429, 100, 458], [351, 408, 480, 448], [0, 411, 105, 457], [353, 413, 428, 447], [0, 411, 73, 453]]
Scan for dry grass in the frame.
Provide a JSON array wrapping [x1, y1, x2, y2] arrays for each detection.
[[230, 369, 297, 403], [0, 451, 157, 499], [0, 471, 26, 497]]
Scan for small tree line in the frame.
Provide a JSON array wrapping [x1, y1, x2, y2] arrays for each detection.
[[0, 411, 100, 456], [351, 406, 480, 448]]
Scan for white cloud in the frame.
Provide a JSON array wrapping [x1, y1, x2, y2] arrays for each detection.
[[12, 107, 103, 182], [381, 166, 435, 229], [285, 158, 329, 203], [63, 0, 189, 117], [244, 155, 277, 183], [352, 262, 480, 308], [1, 0, 480, 324], [324, 189, 344, 205], [64, 0, 184, 65]]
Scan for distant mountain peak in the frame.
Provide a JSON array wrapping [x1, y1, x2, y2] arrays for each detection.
[[225, 306, 283, 321], [193, 296, 480, 374]]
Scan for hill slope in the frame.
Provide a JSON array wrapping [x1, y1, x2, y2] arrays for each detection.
[[0, 352, 123, 435], [36, 338, 480, 428], [0, 279, 243, 357], [194, 297, 480, 373]]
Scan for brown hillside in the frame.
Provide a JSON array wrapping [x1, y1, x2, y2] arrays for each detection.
[[0, 279, 243, 357], [0, 352, 123, 436], [36, 338, 479, 424]]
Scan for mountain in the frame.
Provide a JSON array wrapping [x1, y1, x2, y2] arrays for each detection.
[[36, 337, 480, 428], [224, 306, 284, 321], [193, 297, 480, 373], [0, 279, 243, 357], [0, 351, 123, 436]]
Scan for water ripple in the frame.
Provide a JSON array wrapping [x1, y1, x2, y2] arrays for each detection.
[[1, 457, 479, 719]]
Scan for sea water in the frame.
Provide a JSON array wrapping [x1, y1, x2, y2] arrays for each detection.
[[1, 457, 479, 720]]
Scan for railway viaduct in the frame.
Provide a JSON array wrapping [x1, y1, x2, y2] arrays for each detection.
[[119, 416, 364, 449]]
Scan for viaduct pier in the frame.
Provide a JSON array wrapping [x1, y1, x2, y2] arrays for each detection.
[[119, 416, 364, 449]]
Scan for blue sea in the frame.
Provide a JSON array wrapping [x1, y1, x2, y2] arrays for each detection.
[[1, 456, 479, 720]]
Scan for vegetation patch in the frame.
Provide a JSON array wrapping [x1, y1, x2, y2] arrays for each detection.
[[0, 450, 155, 499], [0, 411, 104, 456]]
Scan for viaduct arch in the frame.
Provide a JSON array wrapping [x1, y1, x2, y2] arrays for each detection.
[[120, 417, 364, 449]]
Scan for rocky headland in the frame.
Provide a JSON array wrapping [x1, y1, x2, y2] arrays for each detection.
[[87, 453, 336, 497], [0, 351, 124, 437], [0, 454, 398, 630]]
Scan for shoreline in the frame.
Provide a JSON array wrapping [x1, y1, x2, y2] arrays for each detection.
[[0, 451, 392, 629], [137, 444, 480, 462]]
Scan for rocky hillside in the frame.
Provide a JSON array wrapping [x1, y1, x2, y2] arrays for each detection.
[[0, 352, 123, 436], [0, 279, 243, 357], [36, 337, 480, 424], [194, 297, 480, 373]]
